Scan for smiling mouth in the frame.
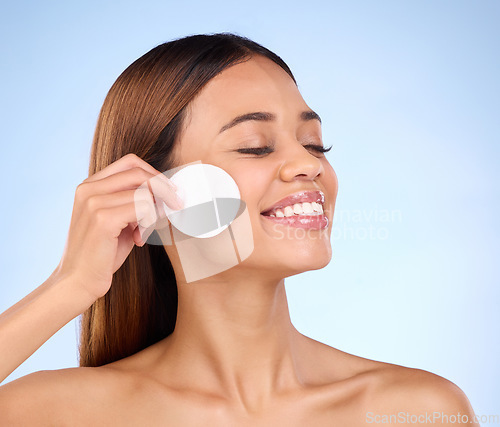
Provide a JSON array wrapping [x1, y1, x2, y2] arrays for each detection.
[[260, 190, 325, 217], [260, 209, 328, 230], [261, 201, 324, 218], [259, 190, 328, 229]]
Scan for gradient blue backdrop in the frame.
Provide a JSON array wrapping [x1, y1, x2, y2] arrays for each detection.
[[1, 0, 498, 419]]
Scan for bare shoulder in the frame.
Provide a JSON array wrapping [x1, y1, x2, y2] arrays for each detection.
[[0, 365, 134, 426], [324, 343, 477, 424], [367, 362, 475, 411]]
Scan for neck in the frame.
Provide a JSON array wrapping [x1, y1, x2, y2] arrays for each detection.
[[157, 276, 306, 407]]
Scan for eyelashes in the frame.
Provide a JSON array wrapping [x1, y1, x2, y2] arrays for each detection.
[[236, 146, 274, 155], [305, 144, 332, 154], [236, 144, 332, 156]]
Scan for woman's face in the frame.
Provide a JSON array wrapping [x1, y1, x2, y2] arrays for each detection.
[[167, 55, 338, 281]]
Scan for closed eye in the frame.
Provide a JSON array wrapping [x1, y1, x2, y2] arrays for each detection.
[[236, 146, 274, 156], [305, 144, 332, 154], [236, 144, 332, 156]]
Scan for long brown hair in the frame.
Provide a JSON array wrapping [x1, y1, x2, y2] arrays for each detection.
[[79, 32, 297, 367]]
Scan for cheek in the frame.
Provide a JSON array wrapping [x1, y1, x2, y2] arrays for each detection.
[[228, 164, 271, 209]]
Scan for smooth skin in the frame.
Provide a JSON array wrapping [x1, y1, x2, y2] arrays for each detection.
[[0, 56, 478, 426]]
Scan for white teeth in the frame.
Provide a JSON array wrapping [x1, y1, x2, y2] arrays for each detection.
[[265, 201, 324, 218], [302, 202, 313, 214], [293, 203, 303, 215], [312, 202, 321, 213], [284, 206, 295, 217]]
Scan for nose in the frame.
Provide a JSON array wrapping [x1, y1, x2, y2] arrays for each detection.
[[278, 142, 324, 182]]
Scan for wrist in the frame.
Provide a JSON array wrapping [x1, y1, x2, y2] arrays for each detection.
[[46, 267, 98, 313]]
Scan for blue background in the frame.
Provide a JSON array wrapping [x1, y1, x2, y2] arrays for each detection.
[[1, 0, 498, 418]]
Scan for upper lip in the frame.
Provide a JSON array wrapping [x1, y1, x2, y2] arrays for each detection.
[[260, 190, 325, 215]]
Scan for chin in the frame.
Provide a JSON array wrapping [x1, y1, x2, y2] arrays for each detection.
[[282, 245, 333, 276]]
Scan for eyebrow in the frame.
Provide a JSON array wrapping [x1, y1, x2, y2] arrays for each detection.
[[218, 110, 322, 134]]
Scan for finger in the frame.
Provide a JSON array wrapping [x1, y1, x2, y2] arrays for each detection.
[[94, 200, 156, 239], [126, 222, 145, 247], [83, 188, 150, 210], [137, 181, 174, 244], [126, 221, 148, 247], [133, 224, 146, 247], [75, 180, 181, 234], [80, 167, 178, 200], [131, 182, 173, 245], [148, 173, 184, 211], [86, 153, 177, 190], [137, 223, 155, 245], [76, 187, 156, 228]]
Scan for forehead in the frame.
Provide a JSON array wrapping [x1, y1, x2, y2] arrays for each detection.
[[183, 55, 308, 138]]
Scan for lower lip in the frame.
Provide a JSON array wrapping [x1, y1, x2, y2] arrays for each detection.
[[260, 214, 329, 230]]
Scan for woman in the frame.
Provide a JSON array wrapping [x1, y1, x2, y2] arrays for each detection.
[[0, 33, 477, 425]]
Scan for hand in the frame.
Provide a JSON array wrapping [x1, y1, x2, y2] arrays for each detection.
[[53, 153, 182, 302]]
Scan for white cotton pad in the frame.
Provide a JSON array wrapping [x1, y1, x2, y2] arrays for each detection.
[[163, 163, 241, 238]]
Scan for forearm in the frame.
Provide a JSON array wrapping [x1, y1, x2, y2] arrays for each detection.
[[0, 272, 94, 384]]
